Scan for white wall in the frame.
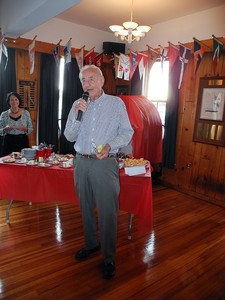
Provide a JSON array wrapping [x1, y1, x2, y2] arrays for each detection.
[[22, 4, 225, 53], [22, 18, 119, 53], [134, 4, 225, 52]]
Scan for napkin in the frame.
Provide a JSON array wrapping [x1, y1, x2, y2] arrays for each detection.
[[124, 165, 146, 176]]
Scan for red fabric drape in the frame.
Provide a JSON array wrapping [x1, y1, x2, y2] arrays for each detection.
[[120, 95, 162, 165]]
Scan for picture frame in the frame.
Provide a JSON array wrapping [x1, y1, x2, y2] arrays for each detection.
[[193, 77, 225, 146], [116, 85, 129, 95], [200, 87, 225, 121]]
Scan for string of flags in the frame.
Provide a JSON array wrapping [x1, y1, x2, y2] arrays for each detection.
[[0, 33, 224, 89], [102, 34, 223, 89], [37, 34, 225, 83]]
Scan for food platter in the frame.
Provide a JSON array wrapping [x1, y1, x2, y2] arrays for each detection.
[[38, 163, 52, 168], [59, 165, 73, 169], [47, 160, 59, 165], [15, 159, 27, 164], [1, 153, 75, 167], [26, 161, 38, 166], [59, 163, 73, 169], [123, 158, 149, 167], [3, 158, 16, 163]]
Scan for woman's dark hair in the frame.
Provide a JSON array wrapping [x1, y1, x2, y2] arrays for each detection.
[[6, 92, 22, 107]]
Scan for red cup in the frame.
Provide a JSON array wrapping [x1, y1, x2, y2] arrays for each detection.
[[45, 148, 52, 158], [36, 149, 45, 162]]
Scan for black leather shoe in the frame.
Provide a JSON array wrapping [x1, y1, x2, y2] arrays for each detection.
[[75, 244, 101, 261], [103, 261, 116, 279]]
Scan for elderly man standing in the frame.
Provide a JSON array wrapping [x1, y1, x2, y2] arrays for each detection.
[[64, 64, 134, 279]]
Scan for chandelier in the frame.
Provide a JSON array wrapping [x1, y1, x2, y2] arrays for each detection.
[[109, 0, 151, 44]]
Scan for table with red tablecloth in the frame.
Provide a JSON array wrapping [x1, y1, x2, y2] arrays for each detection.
[[0, 157, 152, 234]]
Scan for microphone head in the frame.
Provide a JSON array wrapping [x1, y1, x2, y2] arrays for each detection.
[[82, 92, 89, 101]]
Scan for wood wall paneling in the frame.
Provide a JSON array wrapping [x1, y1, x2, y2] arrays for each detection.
[[162, 41, 225, 207]]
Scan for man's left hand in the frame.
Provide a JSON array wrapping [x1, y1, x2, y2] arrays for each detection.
[[96, 144, 111, 160]]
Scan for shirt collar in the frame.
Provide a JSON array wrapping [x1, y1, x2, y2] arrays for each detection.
[[90, 90, 105, 103]]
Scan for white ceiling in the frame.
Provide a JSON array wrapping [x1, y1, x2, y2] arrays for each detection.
[[55, 0, 225, 32], [1, 0, 225, 38], [0, 0, 80, 38]]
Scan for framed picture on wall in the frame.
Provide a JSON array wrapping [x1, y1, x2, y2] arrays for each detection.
[[200, 87, 225, 121], [193, 76, 225, 146]]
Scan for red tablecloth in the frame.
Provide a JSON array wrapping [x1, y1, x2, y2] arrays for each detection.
[[0, 157, 152, 233]]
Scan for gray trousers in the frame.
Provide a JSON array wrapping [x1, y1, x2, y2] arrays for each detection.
[[74, 156, 120, 263]]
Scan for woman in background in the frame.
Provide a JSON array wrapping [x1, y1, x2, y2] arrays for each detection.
[[0, 92, 33, 156]]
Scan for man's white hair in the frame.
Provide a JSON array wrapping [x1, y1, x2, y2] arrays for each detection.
[[79, 65, 103, 81]]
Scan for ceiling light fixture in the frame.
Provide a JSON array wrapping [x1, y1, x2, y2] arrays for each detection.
[[109, 0, 151, 44]]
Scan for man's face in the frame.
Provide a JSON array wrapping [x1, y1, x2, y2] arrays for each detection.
[[81, 69, 104, 100]]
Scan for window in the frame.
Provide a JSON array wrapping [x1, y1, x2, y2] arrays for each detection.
[[147, 60, 169, 126], [58, 57, 65, 132]]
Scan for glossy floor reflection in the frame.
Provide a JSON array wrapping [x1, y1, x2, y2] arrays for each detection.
[[1, 185, 225, 298], [55, 206, 62, 242]]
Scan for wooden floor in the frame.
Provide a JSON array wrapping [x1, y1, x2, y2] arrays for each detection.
[[1, 184, 225, 300]]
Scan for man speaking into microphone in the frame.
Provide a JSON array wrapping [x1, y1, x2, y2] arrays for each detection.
[[76, 91, 89, 121], [64, 64, 133, 279]]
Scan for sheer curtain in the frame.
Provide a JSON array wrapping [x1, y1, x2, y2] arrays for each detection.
[[0, 48, 16, 156], [60, 58, 82, 154], [142, 55, 159, 97], [39, 53, 59, 152]]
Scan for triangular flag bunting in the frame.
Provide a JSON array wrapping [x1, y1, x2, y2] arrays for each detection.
[[167, 42, 179, 70], [28, 38, 36, 74], [53, 41, 61, 67], [118, 53, 130, 80], [95, 52, 104, 69], [64, 38, 72, 70], [129, 51, 138, 80], [137, 52, 148, 80], [84, 48, 95, 65], [194, 40, 205, 73], [75, 47, 84, 70], [178, 44, 191, 89], [159, 45, 168, 70], [0, 32, 8, 70], [212, 36, 224, 74]]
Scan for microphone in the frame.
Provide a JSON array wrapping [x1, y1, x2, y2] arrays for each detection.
[[76, 92, 89, 121]]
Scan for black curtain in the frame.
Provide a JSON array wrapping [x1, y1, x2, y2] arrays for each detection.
[[131, 67, 143, 95], [0, 48, 16, 156], [60, 58, 82, 154], [163, 45, 191, 169], [39, 53, 59, 152], [162, 57, 180, 169]]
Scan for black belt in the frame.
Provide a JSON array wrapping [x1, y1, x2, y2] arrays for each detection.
[[76, 153, 117, 159]]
